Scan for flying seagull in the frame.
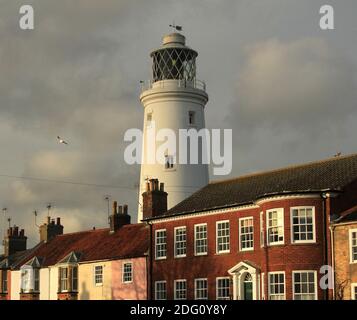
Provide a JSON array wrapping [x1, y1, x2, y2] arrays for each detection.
[[57, 136, 69, 145]]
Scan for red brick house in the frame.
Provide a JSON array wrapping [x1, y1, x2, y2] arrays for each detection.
[[143, 154, 357, 300]]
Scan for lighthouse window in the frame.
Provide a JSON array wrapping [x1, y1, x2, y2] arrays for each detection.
[[189, 111, 195, 125], [164, 155, 174, 170], [147, 113, 152, 126]]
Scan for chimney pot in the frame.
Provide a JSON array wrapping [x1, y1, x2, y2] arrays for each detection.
[[146, 181, 150, 192], [57, 217, 61, 225], [118, 205, 123, 214], [160, 183, 164, 191], [112, 201, 118, 215], [20, 229, 25, 237], [14, 226, 19, 236], [47, 216, 51, 224], [123, 205, 128, 215]]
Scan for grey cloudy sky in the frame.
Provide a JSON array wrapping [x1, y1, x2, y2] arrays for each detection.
[[1, 0, 357, 246]]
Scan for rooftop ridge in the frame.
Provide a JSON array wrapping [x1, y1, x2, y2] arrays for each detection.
[[210, 152, 357, 185], [55, 223, 146, 238]]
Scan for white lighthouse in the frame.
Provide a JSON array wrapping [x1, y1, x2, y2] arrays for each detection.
[[138, 31, 209, 222]]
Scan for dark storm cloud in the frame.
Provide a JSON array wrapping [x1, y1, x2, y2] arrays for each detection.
[[0, 0, 357, 245]]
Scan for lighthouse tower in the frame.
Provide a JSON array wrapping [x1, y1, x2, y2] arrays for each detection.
[[138, 32, 209, 221]]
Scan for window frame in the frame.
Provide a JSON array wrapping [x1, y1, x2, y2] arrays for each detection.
[[194, 223, 208, 256], [164, 155, 175, 171], [261, 272, 265, 300], [94, 265, 103, 287], [351, 283, 357, 300], [72, 266, 78, 292], [290, 206, 316, 244], [59, 267, 69, 293], [216, 277, 230, 300], [34, 268, 40, 292], [349, 229, 357, 264], [188, 111, 196, 126], [266, 208, 284, 246], [154, 281, 167, 300], [146, 112, 153, 127], [216, 220, 230, 254], [174, 226, 187, 258], [122, 262, 133, 284], [194, 278, 208, 300], [239, 216, 254, 252], [174, 279, 187, 300], [260, 211, 265, 248], [155, 229, 167, 260], [1, 270, 8, 293], [292, 270, 318, 300], [268, 271, 286, 300]]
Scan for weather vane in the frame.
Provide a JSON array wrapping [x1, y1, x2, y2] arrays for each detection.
[[169, 22, 182, 32]]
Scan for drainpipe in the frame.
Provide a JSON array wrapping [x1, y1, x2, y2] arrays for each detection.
[[321, 193, 333, 300], [147, 221, 153, 300], [321, 193, 328, 300], [329, 225, 336, 300]]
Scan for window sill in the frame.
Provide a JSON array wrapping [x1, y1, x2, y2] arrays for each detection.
[[194, 253, 208, 257], [267, 242, 285, 247], [174, 255, 187, 259], [291, 241, 317, 245], [215, 251, 230, 255], [240, 248, 254, 252], [155, 257, 167, 261]]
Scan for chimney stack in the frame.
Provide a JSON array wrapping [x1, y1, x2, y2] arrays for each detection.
[[39, 216, 64, 243], [109, 201, 131, 233], [3, 225, 27, 257], [142, 178, 168, 220]]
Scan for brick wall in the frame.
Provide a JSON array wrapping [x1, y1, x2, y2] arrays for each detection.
[[151, 196, 327, 300], [333, 222, 357, 300]]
